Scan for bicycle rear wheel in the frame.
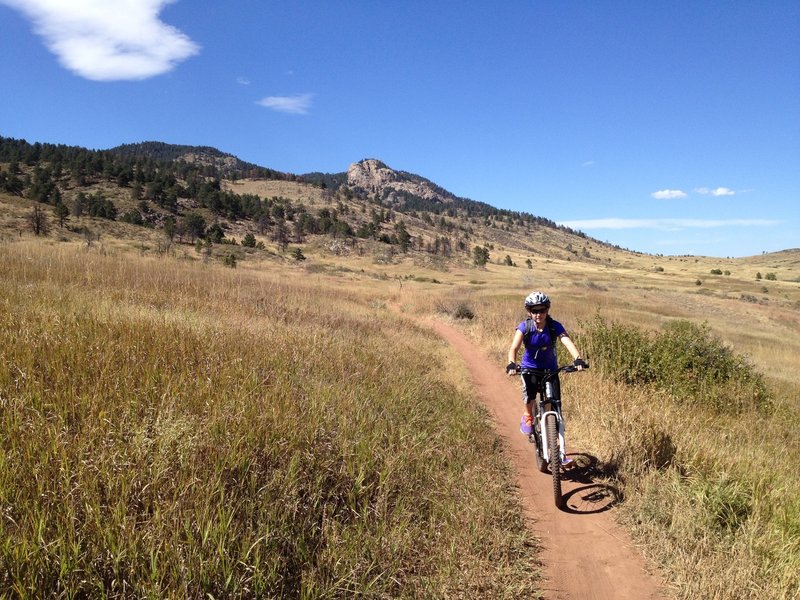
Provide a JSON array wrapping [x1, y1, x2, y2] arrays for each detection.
[[546, 413, 563, 509]]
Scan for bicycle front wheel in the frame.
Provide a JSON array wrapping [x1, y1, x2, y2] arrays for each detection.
[[546, 413, 563, 509]]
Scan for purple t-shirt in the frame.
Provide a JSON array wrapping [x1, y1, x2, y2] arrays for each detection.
[[517, 317, 566, 370]]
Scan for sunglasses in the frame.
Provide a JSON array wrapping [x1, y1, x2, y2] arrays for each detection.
[[529, 307, 548, 314]]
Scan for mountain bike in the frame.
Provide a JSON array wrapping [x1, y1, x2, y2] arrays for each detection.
[[512, 363, 588, 509]]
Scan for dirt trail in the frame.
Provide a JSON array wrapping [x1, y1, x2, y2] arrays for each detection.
[[426, 318, 668, 600]]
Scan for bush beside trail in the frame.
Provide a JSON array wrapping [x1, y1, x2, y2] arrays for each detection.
[[578, 316, 770, 414]]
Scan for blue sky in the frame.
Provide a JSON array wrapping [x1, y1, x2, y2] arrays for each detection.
[[1, 1, 798, 258]]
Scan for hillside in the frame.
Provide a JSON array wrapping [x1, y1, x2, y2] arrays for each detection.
[[1, 135, 799, 309], [0, 137, 625, 255]]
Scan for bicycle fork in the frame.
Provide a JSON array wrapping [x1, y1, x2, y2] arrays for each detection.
[[538, 409, 566, 464]]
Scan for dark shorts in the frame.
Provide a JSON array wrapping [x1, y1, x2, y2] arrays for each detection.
[[520, 372, 561, 404]]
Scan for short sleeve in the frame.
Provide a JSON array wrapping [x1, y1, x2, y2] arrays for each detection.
[[551, 319, 567, 338]]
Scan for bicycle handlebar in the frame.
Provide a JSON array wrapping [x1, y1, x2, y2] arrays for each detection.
[[509, 362, 589, 376]]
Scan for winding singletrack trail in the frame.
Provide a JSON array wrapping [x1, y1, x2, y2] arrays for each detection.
[[427, 317, 668, 600]]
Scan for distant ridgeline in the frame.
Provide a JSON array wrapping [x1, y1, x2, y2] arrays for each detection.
[[0, 135, 588, 252], [0, 137, 290, 182]]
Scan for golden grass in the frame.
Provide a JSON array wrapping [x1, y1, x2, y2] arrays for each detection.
[[0, 239, 541, 598]]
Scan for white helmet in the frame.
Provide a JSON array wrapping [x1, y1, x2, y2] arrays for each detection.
[[524, 291, 550, 309]]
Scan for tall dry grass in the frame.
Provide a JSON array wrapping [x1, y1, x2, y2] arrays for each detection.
[[421, 282, 800, 600], [0, 240, 540, 598]]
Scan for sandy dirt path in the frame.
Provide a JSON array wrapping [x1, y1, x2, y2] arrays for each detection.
[[426, 317, 668, 600]]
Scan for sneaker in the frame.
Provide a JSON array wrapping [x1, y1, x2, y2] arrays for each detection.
[[561, 456, 575, 469], [520, 413, 533, 435]]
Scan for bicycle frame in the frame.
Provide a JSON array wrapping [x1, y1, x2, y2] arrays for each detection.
[[523, 369, 568, 463], [525, 367, 581, 451]]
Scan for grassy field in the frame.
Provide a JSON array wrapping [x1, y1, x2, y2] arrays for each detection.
[[2, 209, 799, 598], [0, 239, 541, 598]]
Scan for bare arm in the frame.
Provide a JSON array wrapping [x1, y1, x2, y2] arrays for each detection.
[[508, 329, 524, 365], [559, 334, 584, 366]]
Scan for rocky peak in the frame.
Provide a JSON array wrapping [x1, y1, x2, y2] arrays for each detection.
[[180, 151, 240, 172], [347, 159, 452, 203]]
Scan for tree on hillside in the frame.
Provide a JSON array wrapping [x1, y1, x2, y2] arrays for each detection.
[[272, 221, 289, 252], [292, 219, 307, 243], [0, 170, 24, 195], [28, 206, 50, 236], [242, 233, 256, 248], [181, 212, 206, 243], [163, 215, 176, 241], [120, 209, 144, 226], [84, 192, 117, 220], [72, 192, 85, 217], [394, 221, 411, 252], [27, 167, 58, 204], [53, 202, 70, 228], [473, 245, 490, 267], [257, 213, 272, 235], [206, 223, 225, 244]]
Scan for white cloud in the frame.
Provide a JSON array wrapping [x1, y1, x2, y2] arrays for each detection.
[[559, 218, 780, 231], [1, 0, 199, 81], [696, 186, 736, 196], [651, 189, 687, 200], [256, 93, 313, 115], [236, 76, 251, 86], [581, 160, 595, 167]]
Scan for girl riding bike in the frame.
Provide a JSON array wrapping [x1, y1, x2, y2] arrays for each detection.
[[506, 291, 587, 464]]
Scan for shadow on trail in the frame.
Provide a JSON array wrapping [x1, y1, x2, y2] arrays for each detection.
[[560, 452, 622, 515]]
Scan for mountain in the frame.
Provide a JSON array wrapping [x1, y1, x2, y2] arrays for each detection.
[[104, 141, 580, 239], [0, 135, 665, 266], [9, 135, 796, 271], [109, 141, 290, 181]]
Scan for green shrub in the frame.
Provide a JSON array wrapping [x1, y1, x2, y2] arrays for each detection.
[[578, 315, 655, 386], [650, 320, 769, 412], [579, 317, 770, 414]]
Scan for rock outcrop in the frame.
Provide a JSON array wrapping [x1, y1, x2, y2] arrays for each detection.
[[347, 159, 453, 203]]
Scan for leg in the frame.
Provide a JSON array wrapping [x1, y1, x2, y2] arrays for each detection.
[[519, 373, 538, 435]]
